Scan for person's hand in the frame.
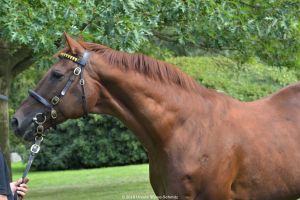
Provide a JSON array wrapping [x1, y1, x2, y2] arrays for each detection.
[[10, 178, 29, 199]]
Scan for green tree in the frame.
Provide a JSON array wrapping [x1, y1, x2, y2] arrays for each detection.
[[0, 0, 156, 173], [149, 0, 300, 66]]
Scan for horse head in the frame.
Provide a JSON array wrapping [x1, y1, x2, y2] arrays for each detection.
[[12, 33, 100, 140]]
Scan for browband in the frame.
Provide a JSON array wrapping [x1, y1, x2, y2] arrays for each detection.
[[59, 52, 90, 66]]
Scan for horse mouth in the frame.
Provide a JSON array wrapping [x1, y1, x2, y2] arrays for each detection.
[[13, 122, 36, 141], [22, 124, 36, 141]]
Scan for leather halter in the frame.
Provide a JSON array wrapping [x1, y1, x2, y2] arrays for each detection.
[[28, 51, 90, 135], [15, 52, 90, 200]]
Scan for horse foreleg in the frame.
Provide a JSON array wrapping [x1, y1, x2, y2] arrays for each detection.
[[198, 152, 240, 200], [199, 185, 231, 200]]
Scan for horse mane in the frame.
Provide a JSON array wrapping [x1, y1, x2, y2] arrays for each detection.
[[79, 42, 204, 92]]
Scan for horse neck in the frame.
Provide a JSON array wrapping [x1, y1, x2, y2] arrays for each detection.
[[90, 55, 219, 152]]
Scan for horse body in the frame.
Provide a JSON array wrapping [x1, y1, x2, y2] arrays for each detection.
[[91, 49, 300, 199], [12, 34, 300, 200], [225, 100, 300, 200], [147, 90, 300, 200]]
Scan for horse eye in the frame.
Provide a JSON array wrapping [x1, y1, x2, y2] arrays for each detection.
[[51, 70, 64, 80]]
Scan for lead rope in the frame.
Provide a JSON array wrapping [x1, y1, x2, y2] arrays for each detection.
[[14, 136, 43, 200], [14, 115, 45, 200]]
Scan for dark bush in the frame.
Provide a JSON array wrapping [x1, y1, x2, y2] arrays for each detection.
[[31, 115, 148, 170]]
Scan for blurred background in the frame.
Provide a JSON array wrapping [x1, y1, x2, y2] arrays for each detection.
[[0, 0, 299, 199]]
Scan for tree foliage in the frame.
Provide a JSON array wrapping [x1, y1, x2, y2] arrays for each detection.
[[0, 0, 156, 62], [1, 0, 299, 66], [150, 0, 300, 66]]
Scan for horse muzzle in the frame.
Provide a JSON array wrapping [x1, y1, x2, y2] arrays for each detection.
[[11, 116, 36, 141]]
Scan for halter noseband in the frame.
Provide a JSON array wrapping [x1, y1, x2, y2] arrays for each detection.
[[28, 51, 90, 135]]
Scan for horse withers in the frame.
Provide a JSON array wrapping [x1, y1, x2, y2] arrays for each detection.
[[12, 33, 300, 200]]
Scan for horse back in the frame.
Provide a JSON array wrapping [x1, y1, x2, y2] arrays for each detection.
[[265, 81, 300, 124]]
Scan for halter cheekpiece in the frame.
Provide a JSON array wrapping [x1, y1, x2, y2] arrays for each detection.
[[28, 51, 90, 136]]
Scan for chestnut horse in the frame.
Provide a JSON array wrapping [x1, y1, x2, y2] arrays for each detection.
[[12, 34, 300, 200]]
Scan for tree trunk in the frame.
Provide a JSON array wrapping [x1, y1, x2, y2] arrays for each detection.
[[0, 41, 33, 180], [0, 75, 11, 180]]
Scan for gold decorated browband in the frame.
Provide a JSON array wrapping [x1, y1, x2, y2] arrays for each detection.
[[59, 51, 90, 66], [59, 53, 80, 62]]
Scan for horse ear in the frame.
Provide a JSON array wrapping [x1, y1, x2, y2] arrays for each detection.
[[63, 32, 85, 55]]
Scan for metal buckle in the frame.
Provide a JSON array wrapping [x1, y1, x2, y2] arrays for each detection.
[[80, 79, 85, 85], [30, 144, 41, 154], [74, 67, 81, 75], [51, 109, 57, 119], [51, 96, 60, 105], [36, 125, 44, 134]]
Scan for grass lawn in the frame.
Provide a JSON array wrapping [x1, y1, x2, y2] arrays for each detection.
[[12, 162, 155, 200]]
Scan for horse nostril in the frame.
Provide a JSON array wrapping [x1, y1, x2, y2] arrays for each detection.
[[11, 118, 19, 130]]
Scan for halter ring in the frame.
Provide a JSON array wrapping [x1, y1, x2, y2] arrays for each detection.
[[35, 136, 44, 142], [33, 113, 47, 125]]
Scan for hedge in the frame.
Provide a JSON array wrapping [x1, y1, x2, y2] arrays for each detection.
[[168, 56, 297, 101]]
